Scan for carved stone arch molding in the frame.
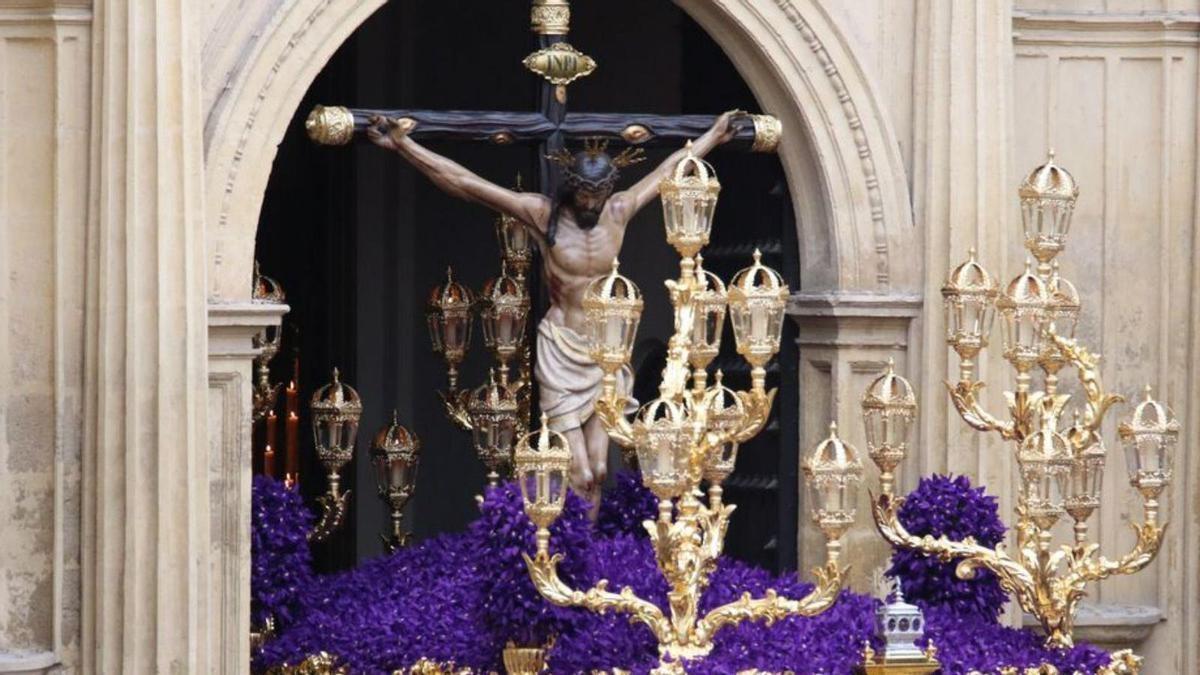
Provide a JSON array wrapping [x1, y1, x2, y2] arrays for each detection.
[[203, 0, 917, 301]]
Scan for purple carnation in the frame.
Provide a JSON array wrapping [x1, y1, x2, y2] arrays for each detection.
[[887, 474, 1009, 620], [596, 471, 660, 538], [250, 475, 316, 629], [922, 605, 1110, 674]]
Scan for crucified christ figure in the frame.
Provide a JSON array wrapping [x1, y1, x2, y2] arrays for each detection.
[[367, 110, 742, 501]]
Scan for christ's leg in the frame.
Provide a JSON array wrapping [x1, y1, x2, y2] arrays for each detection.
[[584, 414, 610, 489], [563, 426, 594, 498]]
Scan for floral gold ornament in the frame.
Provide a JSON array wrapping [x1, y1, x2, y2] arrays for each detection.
[[308, 368, 363, 542], [530, 0, 571, 36], [867, 155, 1177, 657], [372, 410, 421, 551], [513, 153, 853, 674]]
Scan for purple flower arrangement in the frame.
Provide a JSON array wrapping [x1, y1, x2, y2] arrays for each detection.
[[252, 472, 1114, 674]]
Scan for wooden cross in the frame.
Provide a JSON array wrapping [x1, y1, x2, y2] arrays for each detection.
[[304, 1, 781, 197]]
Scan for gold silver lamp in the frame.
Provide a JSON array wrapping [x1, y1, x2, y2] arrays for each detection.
[[372, 411, 421, 551], [468, 370, 521, 486], [251, 261, 287, 422], [868, 155, 1179, 661], [861, 359, 917, 497], [308, 368, 363, 542], [478, 262, 531, 385], [426, 267, 476, 391], [803, 423, 864, 562], [514, 150, 852, 674]]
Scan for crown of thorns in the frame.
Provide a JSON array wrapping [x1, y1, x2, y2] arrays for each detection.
[[547, 139, 646, 191]]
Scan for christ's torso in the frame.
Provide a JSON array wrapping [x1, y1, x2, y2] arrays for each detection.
[[539, 205, 627, 334]]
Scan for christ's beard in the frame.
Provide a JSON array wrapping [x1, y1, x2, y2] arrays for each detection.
[[574, 207, 601, 229]]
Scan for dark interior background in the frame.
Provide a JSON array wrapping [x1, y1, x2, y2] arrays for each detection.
[[255, 0, 800, 574]]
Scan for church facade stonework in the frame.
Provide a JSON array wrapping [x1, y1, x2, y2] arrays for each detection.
[[0, 0, 1197, 672]]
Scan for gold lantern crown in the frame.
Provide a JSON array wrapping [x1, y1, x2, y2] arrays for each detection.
[[252, 260, 287, 304], [310, 367, 363, 472], [862, 359, 918, 415], [659, 142, 721, 258], [942, 248, 997, 296], [658, 142, 721, 200], [373, 410, 421, 467], [1019, 151, 1080, 203], [427, 267, 476, 314], [1118, 386, 1180, 493], [311, 368, 364, 421], [582, 259, 644, 373], [583, 258, 643, 309], [999, 260, 1050, 308], [481, 261, 527, 306], [1047, 263, 1081, 313], [728, 249, 790, 376], [730, 248, 787, 296]]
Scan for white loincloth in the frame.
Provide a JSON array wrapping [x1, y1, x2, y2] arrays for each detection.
[[535, 319, 637, 432]]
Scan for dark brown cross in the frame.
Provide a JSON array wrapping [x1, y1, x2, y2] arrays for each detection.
[[303, 5, 778, 197]]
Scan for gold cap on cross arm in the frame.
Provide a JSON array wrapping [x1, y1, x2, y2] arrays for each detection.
[[750, 114, 783, 153], [531, 0, 571, 36], [306, 105, 355, 146]]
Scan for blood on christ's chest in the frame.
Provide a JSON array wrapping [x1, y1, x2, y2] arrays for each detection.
[[543, 220, 624, 303]]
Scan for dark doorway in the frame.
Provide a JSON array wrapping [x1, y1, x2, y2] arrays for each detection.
[[255, 0, 799, 573]]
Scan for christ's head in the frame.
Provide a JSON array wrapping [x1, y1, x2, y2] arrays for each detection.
[[546, 140, 645, 245]]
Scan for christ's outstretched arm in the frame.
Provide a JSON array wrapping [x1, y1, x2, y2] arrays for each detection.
[[367, 115, 550, 231], [611, 109, 745, 219]]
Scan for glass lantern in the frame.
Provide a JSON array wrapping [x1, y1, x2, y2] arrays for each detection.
[[702, 371, 745, 486], [478, 262, 530, 377], [1118, 387, 1180, 499], [996, 262, 1050, 374], [802, 422, 864, 541], [467, 371, 521, 483], [426, 267, 476, 388], [659, 142, 721, 258], [860, 359, 917, 491], [634, 397, 695, 500], [689, 255, 728, 374], [496, 212, 533, 281], [1040, 263, 1081, 375], [728, 249, 789, 373], [1063, 422, 1106, 524], [941, 248, 999, 367], [582, 259, 644, 375], [1018, 429, 1073, 530], [514, 414, 573, 531], [1019, 152, 1079, 269], [310, 368, 364, 494], [371, 410, 421, 508]]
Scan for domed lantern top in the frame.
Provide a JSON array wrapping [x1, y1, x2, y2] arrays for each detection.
[[861, 359, 917, 482], [479, 261, 531, 366], [660, 142, 721, 258], [942, 248, 998, 297], [310, 367, 364, 477], [689, 255, 729, 372], [252, 260, 287, 304], [702, 370, 746, 485], [803, 422, 864, 540], [728, 249, 789, 370], [634, 396, 695, 500], [1046, 263, 1081, 331], [514, 414, 573, 530], [372, 410, 421, 503], [1118, 386, 1180, 497], [996, 261, 1051, 370], [1018, 152, 1080, 267], [426, 267, 476, 387], [582, 259, 644, 374]]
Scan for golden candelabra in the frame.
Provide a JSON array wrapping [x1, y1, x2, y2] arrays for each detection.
[[372, 411, 422, 551], [252, 261, 287, 422], [307, 368, 363, 542], [866, 154, 1179, 650], [426, 182, 534, 485], [511, 148, 860, 673]]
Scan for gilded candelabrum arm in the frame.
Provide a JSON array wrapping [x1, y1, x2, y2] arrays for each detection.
[[872, 493, 1040, 609], [309, 489, 351, 543], [595, 373, 637, 448], [522, 550, 672, 639], [693, 557, 845, 644], [1068, 520, 1165, 586], [438, 388, 473, 431], [1044, 331, 1124, 431], [945, 379, 1023, 441]]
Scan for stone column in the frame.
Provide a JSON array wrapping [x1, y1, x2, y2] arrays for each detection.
[[789, 291, 921, 588], [81, 0, 212, 671]]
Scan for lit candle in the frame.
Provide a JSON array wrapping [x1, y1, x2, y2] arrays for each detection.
[[264, 443, 276, 477], [285, 410, 300, 480], [265, 410, 278, 471]]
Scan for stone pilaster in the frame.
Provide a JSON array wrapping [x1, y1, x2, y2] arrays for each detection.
[[81, 0, 210, 671]]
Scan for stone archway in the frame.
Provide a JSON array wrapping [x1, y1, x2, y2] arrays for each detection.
[[203, 0, 916, 303], [196, 0, 919, 668]]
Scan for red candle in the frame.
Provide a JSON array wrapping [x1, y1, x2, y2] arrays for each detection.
[[285, 409, 300, 480], [265, 410, 278, 474], [264, 443, 276, 477]]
